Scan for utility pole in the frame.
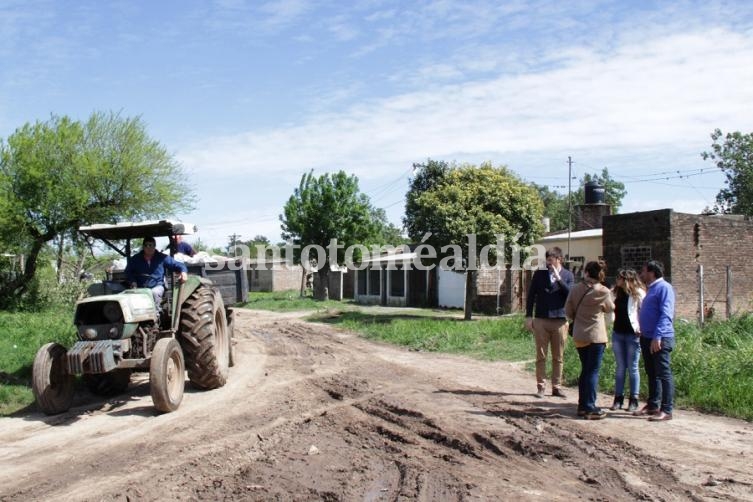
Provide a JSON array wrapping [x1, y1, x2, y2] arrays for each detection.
[[567, 156, 573, 262]]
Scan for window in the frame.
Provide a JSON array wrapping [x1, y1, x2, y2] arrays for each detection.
[[621, 246, 652, 272], [390, 268, 405, 297], [368, 268, 381, 296]]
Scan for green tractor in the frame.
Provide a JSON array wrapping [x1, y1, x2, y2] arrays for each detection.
[[32, 220, 244, 414]]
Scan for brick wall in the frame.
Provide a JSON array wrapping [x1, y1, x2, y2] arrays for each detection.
[[603, 209, 672, 280], [604, 209, 753, 319], [473, 267, 524, 314], [671, 213, 753, 319], [574, 204, 611, 231]]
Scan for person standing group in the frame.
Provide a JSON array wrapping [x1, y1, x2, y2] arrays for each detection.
[[525, 247, 574, 399], [610, 269, 646, 412], [527, 254, 677, 422], [565, 261, 614, 419], [633, 260, 676, 422]]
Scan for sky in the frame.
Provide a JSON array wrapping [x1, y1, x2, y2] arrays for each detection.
[[2, 0, 753, 248]]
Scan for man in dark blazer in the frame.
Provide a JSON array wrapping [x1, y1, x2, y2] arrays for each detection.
[[525, 246, 574, 398]]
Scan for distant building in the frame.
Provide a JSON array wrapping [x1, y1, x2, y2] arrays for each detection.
[[247, 259, 303, 292]]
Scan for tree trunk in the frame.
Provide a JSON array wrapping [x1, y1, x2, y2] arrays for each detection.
[[299, 267, 307, 297], [314, 267, 330, 301], [56, 235, 65, 284], [0, 237, 46, 302], [464, 270, 475, 320]]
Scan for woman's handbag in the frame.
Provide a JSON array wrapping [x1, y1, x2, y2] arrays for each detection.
[[568, 285, 592, 336]]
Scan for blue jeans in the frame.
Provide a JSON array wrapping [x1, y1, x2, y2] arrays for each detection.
[[577, 343, 606, 412], [640, 336, 675, 414], [612, 331, 640, 396]]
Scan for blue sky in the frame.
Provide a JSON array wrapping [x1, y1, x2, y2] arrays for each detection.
[[2, 0, 753, 247]]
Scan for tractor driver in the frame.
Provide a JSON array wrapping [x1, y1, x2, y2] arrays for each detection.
[[125, 236, 188, 308]]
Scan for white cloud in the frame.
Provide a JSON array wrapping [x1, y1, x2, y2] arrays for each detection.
[[177, 28, 753, 183]]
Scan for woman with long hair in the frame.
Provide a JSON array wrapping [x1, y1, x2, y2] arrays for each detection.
[[566, 261, 615, 419], [610, 268, 646, 411]]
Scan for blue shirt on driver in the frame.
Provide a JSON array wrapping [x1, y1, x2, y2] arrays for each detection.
[[126, 250, 187, 288]]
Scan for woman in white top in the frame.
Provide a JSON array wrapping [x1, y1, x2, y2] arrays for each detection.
[[610, 268, 646, 411]]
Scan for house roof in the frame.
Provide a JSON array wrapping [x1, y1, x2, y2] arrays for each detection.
[[539, 228, 602, 241], [360, 252, 417, 264]]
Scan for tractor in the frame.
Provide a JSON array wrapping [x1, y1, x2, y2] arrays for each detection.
[[32, 220, 242, 414]]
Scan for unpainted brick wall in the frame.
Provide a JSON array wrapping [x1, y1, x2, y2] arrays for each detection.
[[603, 209, 753, 319]]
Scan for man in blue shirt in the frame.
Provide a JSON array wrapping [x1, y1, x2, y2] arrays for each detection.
[[175, 234, 196, 257], [635, 260, 675, 421], [126, 236, 188, 308], [525, 246, 575, 399]]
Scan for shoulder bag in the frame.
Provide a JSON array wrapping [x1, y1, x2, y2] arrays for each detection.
[[568, 284, 592, 337]]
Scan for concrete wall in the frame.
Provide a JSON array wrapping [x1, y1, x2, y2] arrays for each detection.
[[248, 263, 303, 292], [537, 234, 603, 277]]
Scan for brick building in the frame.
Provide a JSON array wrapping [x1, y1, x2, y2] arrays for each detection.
[[603, 209, 753, 319]]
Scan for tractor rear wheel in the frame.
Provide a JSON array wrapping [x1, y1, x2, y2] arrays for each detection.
[[32, 343, 75, 415], [179, 286, 230, 389], [83, 369, 131, 396], [150, 338, 184, 413]]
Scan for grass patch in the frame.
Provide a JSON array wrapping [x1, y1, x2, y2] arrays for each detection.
[[240, 290, 350, 312], [0, 309, 76, 416], [313, 311, 534, 362]]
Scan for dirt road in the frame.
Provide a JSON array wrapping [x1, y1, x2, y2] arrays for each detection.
[[1, 308, 752, 501]]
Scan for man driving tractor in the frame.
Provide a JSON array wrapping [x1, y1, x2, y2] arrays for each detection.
[[125, 236, 188, 307]]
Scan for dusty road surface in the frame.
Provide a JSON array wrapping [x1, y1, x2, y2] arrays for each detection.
[[1, 308, 753, 501]]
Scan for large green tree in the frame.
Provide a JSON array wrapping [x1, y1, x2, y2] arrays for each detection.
[[280, 170, 380, 300], [404, 160, 544, 319], [702, 129, 753, 215], [0, 112, 194, 302]]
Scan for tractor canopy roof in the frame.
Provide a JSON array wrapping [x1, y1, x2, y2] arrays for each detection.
[[79, 220, 197, 257], [79, 220, 197, 241]]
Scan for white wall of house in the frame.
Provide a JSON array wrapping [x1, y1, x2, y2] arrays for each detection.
[[437, 268, 465, 308]]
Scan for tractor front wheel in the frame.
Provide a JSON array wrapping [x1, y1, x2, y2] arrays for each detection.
[[32, 343, 75, 415], [150, 338, 185, 413]]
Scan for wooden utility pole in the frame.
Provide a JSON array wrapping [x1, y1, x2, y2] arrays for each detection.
[[567, 156, 573, 262]]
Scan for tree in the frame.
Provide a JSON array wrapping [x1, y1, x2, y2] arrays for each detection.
[[575, 168, 626, 212], [243, 234, 274, 259], [371, 208, 406, 246], [702, 129, 753, 215], [404, 160, 544, 319], [280, 170, 377, 300], [0, 112, 194, 303], [226, 233, 243, 256], [533, 183, 569, 232], [404, 159, 451, 240]]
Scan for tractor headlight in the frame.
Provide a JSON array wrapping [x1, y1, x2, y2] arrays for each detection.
[[83, 328, 97, 340], [103, 301, 123, 323]]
